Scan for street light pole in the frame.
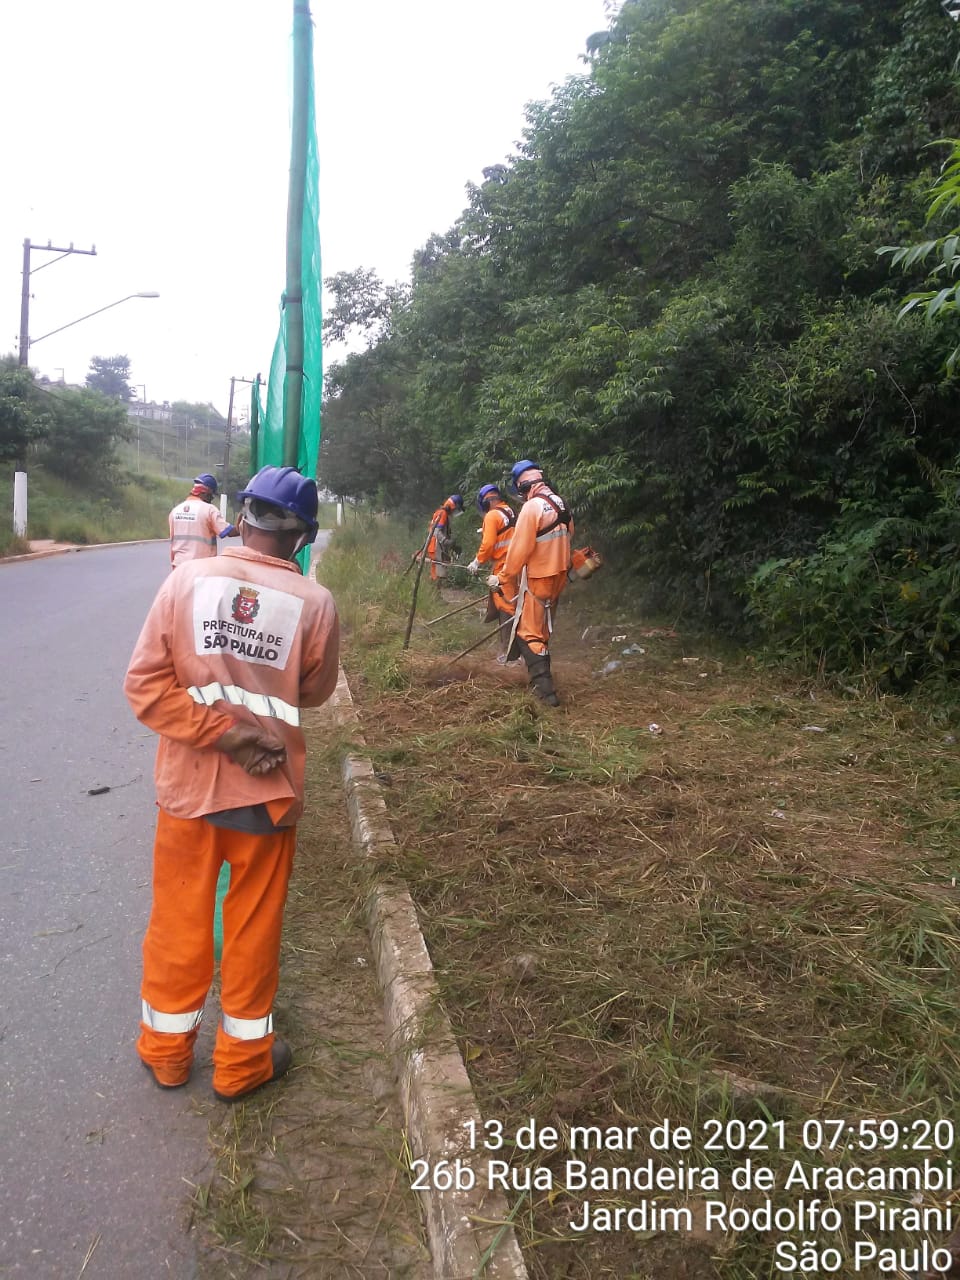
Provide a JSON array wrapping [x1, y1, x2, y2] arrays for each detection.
[[134, 385, 147, 474], [29, 291, 159, 349], [19, 239, 97, 366]]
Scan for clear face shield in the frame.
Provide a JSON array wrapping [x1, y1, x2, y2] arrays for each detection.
[[240, 498, 314, 559]]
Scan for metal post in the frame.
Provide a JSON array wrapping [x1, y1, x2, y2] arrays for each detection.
[[223, 376, 236, 476], [17, 239, 97, 366], [13, 472, 27, 537], [250, 373, 261, 473], [19, 241, 31, 366], [282, 1, 312, 469], [134, 386, 145, 473]]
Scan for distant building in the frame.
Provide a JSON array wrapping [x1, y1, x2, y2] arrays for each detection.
[[127, 400, 173, 423]]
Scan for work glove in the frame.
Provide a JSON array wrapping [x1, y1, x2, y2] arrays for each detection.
[[466, 557, 480, 574], [486, 573, 501, 589]]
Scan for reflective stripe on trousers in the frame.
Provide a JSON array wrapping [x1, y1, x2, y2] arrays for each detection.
[[222, 1012, 274, 1039], [142, 998, 204, 1034], [187, 681, 300, 726]]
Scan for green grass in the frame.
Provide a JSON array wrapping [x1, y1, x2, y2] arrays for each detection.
[[0, 465, 183, 548], [316, 516, 960, 1280], [0, 527, 30, 556]]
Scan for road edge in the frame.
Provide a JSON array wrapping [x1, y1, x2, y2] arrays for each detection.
[[0, 538, 167, 565], [328, 666, 529, 1280]]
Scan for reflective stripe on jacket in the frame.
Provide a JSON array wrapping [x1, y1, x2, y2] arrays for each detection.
[[503, 485, 574, 581], [169, 498, 231, 566], [476, 502, 516, 575], [124, 546, 340, 825]]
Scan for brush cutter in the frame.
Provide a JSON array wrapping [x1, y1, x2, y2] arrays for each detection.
[[424, 594, 489, 626]]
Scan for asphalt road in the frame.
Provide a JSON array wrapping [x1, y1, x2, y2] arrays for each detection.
[[0, 542, 228, 1279]]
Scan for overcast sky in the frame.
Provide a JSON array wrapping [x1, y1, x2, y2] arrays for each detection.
[[1, 0, 615, 416]]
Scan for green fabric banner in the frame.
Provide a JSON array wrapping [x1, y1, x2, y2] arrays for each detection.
[[257, 2, 322, 489]]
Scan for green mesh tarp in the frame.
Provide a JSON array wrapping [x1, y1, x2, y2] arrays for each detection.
[[215, 4, 321, 947], [255, 2, 322, 494]]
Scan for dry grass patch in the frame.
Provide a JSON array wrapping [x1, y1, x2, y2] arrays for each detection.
[[190, 716, 429, 1279], [343, 622, 960, 1279]]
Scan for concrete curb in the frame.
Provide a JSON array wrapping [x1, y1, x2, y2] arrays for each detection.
[[329, 667, 529, 1280], [0, 537, 167, 565]]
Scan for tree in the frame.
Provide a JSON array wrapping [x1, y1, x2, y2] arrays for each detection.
[[86, 354, 134, 401], [221, 443, 251, 508], [319, 349, 443, 506], [38, 387, 131, 489], [883, 137, 960, 370], [309, 0, 960, 683], [171, 400, 226, 427], [323, 268, 409, 345], [0, 356, 49, 465]]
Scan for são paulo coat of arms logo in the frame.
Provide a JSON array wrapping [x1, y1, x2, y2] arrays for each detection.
[[231, 585, 261, 624]]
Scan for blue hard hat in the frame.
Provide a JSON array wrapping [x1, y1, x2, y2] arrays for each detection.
[[236, 466, 319, 542], [194, 473, 219, 495], [509, 460, 541, 495], [449, 494, 464, 512], [477, 483, 501, 514]]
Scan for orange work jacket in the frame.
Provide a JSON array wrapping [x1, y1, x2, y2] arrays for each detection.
[[124, 546, 339, 826], [502, 484, 574, 582], [169, 498, 232, 566], [476, 501, 516, 576], [426, 503, 454, 549]]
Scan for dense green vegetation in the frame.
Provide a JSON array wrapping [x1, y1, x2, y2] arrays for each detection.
[[0, 353, 253, 554], [319, 0, 960, 689], [0, 465, 185, 555], [0, 355, 131, 486]]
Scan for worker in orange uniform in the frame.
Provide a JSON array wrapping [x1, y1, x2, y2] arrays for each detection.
[[467, 483, 517, 662], [422, 494, 464, 583], [168, 473, 238, 567], [491, 460, 573, 705], [125, 466, 339, 1103]]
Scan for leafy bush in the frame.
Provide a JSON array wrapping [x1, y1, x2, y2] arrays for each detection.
[[748, 484, 960, 687]]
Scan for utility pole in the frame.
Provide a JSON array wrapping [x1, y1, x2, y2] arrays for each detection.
[[223, 376, 259, 479], [19, 239, 97, 366], [250, 373, 262, 472], [224, 376, 236, 476], [282, 0, 312, 469], [133, 385, 146, 474]]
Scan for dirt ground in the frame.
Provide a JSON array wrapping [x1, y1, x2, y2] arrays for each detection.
[[337, 578, 960, 1280]]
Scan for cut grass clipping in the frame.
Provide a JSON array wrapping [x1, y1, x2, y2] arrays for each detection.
[[318, 517, 960, 1280]]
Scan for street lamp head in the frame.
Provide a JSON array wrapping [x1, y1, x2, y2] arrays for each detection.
[[29, 291, 162, 347]]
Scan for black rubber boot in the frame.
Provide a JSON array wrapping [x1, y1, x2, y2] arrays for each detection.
[[520, 644, 559, 706]]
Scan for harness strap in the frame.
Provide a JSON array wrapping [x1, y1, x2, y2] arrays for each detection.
[[537, 492, 572, 537]]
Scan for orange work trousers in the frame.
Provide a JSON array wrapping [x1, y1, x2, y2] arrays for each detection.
[[137, 808, 296, 1097], [513, 572, 568, 655]]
